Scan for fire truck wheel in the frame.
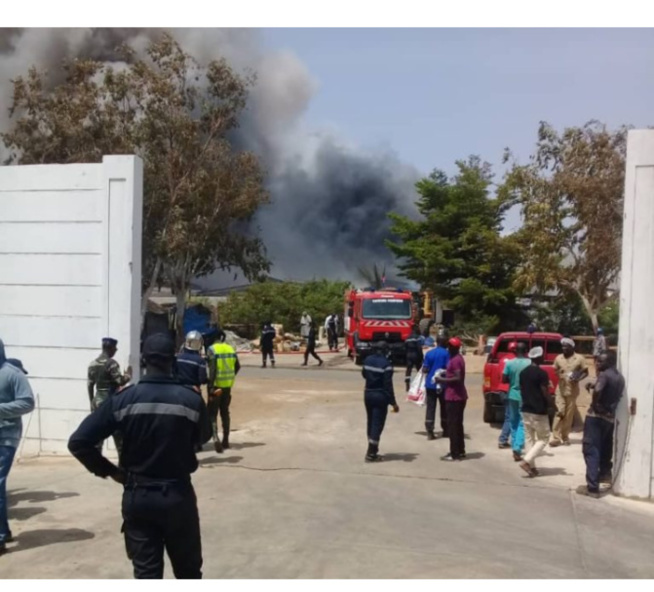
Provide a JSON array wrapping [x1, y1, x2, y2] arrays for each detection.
[[483, 401, 494, 424]]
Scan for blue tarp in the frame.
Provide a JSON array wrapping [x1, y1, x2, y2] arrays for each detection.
[[183, 305, 213, 336]]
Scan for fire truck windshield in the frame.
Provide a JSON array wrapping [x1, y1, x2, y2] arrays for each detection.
[[362, 298, 412, 320]]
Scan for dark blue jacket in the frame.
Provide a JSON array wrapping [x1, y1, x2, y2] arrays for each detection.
[[68, 374, 212, 481], [362, 353, 396, 405], [175, 349, 208, 388]]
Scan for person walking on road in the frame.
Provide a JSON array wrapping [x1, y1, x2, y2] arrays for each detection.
[[421, 335, 449, 440], [550, 338, 588, 447], [502, 342, 530, 461], [260, 321, 276, 368], [577, 351, 624, 498], [87, 337, 132, 455], [404, 325, 424, 392], [518, 347, 552, 478], [362, 342, 398, 462], [0, 340, 35, 556], [498, 341, 517, 449], [68, 333, 212, 579], [325, 314, 339, 351], [300, 311, 312, 340], [207, 334, 241, 453], [302, 322, 323, 367], [434, 338, 468, 461]]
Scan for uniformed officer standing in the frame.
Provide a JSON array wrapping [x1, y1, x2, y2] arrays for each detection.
[[68, 333, 212, 579], [176, 331, 208, 390], [87, 337, 131, 454], [404, 324, 424, 392], [362, 341, 399, 462], [260, 321, 276, 369], [207, 333, 241, 453]]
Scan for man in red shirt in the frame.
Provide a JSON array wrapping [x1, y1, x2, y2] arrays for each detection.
[[434, 338, 468, 461]]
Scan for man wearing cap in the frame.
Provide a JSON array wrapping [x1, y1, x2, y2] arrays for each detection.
[[502, 342, 529, 461], [434, 338, 468, 461], [87, 338, 132, 456], [577, 350, 624, 498], [518, 347, 552, 477], [69, 333, 212, 579], [498, 341, 518, 449], [362, 341, 398, 462], [550, 338, 588, 447], [0, 340, 35, 556]]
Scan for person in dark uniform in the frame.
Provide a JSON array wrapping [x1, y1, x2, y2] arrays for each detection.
[[175, 331, 208, 390], [326, 314, 339, 351], [68, 333, 212, 579], [362, 341, 399, 462], [404, 324, 424, 392], [260, 321, 276, 368], [577, 350, 624, 498], [302, 322, 323, 367]]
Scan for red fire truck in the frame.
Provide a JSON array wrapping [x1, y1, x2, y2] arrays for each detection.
[[344, 287, 415, 365]]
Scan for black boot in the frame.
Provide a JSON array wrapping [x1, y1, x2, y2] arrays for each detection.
[[427, 430, 436, 441], [405, 380, 411, 392], [214, 439, 224, 453], [222, 434, 230, 450], [365, 443, 381, 462]]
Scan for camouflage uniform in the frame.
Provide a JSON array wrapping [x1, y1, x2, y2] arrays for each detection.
[[87, 353, 130, 455]]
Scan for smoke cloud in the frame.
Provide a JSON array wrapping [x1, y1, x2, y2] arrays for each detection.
[[0, 28, 420, 285]]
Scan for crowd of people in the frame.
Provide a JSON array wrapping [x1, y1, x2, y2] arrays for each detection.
[[0, 319, 625, 577]]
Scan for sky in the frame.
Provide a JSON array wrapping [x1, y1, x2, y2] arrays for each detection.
[[261, 28, 654, 230]]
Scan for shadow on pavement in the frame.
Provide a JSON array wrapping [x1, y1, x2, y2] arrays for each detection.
[[199, 456, 244, 467], [463, 452, 485, 460], [229, 442, 266, 451], [535, 467, 570, 477], [8, 490, 79, 508], [8, 506, 47, 521], [9, 528, 95, 553], [382, 453, 419, 463]]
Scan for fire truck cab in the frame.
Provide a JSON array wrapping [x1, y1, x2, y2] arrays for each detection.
[[344, 287, 415, 365]]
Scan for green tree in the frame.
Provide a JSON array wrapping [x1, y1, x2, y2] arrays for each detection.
[[387, 157, 525, 336], [1, 34, 270, 343], [219, 280, 351, 336], [500, 121, 627, 331]]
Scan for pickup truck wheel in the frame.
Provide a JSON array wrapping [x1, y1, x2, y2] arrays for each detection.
[[483, 401, 494, 424], [355, 355, 362, 366]]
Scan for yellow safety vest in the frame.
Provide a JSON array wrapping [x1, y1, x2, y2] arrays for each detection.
[[210, 343, 237, 388]]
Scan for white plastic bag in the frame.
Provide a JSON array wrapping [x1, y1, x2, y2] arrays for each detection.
[[407, 373, 426, 406]]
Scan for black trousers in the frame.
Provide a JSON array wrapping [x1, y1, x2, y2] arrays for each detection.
[[425, 388, 448, 436], [262, 346, 275, 365], [327, 328, 338, 350], [207, 388, 231, 442], [122, 480, 202, 579], [365, 389, 389, 445], [446, 400, 467, 458], [582, 415, 614, 492], [304, 344, 322, 364], [404, 356, 423, 389]]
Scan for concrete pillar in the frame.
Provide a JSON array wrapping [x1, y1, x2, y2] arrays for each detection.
[[614, 130, 654, 498]]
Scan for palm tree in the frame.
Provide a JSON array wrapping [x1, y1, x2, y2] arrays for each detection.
[[357, 264, 386, 289]]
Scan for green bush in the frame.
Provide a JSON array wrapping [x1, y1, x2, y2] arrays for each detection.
[[218, 279, 351, 335]]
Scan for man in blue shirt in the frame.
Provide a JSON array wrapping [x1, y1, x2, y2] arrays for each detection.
[[502, 342, 530, 461], [422, 336, 450, 440]]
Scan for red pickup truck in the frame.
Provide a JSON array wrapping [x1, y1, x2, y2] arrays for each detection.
[[482, 331, 563, 423]]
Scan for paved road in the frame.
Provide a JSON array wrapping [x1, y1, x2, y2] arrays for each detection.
[[4, 367, 654, 578]]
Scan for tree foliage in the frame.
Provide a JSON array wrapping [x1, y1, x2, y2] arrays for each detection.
[[500, 121, 627, 331], [357, 264, 386, 289], [219, 280, 351, 335], [1, 33, 270, 342], [387, 157, 526, 335]]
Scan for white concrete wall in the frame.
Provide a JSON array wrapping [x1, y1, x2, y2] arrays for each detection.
[[614, 130, 654, 498], [0, 156, 142, 457]]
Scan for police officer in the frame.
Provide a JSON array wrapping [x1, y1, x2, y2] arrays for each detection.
[[326, 314, 339, 351], [362, 341, 399, 462], [87, 337, 131, 454], [176, 331, 208, 390], [404, 324, 424, 392], [68, 333, 212, 579], [260, 321, 276, 369], [207, 333, 241, 453]]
